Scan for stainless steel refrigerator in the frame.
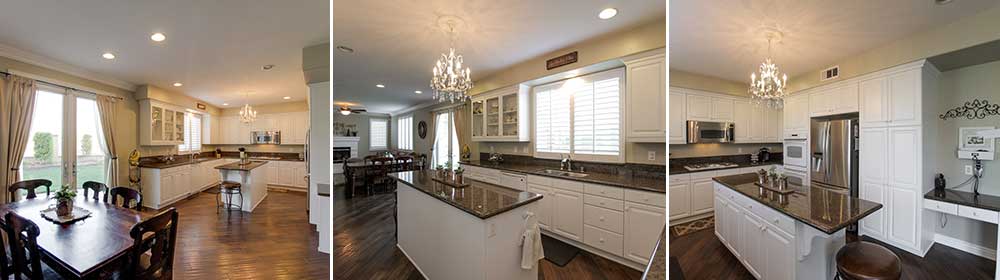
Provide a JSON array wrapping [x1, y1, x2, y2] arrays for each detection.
[[810, 114, 860, 198]]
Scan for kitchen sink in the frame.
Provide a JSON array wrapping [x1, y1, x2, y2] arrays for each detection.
[[539, 169, 589, 178]]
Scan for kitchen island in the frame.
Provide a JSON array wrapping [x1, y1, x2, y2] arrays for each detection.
[[389, 170, 543, 280], [712, 173, 883, 280], [215, 160, 270, 212]]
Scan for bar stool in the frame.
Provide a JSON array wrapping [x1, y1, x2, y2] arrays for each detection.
[[217, 181, 243, 213], [835, 241, 902, 280]]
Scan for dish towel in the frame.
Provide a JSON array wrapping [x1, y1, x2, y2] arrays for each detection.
[[520, 212, 544, 269]]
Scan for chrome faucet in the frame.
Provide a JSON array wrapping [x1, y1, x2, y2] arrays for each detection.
[[560, 154, 573, 171]]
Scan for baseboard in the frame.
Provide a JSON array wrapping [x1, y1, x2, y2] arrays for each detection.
[[267, 185, 308, 193], [539, 229, 646, 271], [669, 212, 713, 226], [933, 234, 997, 261], [396, 244, 430, 280]]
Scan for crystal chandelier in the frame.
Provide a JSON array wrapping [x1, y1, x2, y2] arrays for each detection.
[[430, 18, 473, 103], [239, 92, 257, 124], [748, 32, 788, 109]]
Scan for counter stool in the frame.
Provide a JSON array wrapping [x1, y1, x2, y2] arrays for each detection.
[[217, 181, 243, 213], [835, 241, 902, 280]]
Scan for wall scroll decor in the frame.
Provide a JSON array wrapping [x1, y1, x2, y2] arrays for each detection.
[[939, 99, 1000, 120]]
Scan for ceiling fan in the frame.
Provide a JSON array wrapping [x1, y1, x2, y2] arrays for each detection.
[[338, 106, 366, 115]]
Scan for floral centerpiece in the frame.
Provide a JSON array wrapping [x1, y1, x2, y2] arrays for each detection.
[[454, 166, 465, 184], [54, 187, 77, 216]]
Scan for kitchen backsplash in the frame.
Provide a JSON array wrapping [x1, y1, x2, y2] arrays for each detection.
[[668, 143, 782, 158], [477, 153, 666, 179], [669, 153, 783, 169]]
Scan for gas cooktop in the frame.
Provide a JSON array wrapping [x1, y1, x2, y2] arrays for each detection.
[[683, 162, 738, 171]]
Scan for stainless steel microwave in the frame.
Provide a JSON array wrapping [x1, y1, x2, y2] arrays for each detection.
[[686, 121, 734, 143], [252, 131, 281, 144]]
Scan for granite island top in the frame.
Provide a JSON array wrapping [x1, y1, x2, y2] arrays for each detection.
[[668, 159, 784, 175], [924, 188, 1000, 211], [139, 156, 303, 169], [460, 160, 665, 193], [214, 160, 269, 171], [713, 173, 883, 234], [389, 170, 543, 219]]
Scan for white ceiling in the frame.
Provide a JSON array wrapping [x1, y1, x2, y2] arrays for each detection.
[[332, 0, 665, 114], [670, 0, 1000, 84], [0, 0, 329, 107]]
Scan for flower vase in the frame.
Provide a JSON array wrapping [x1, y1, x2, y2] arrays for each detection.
[[455, 173, 464, 185], [56, 199, 73, 216]]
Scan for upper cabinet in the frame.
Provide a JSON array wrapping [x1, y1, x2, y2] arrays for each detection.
[[782, 94, 809, 138], [859, 68, 922, 127], [215, 112, 309, 145], [668, 91, 686, 144], [624, 53, 667, 143], [733, 99, 782, 143], [140, 100, 186, 146], [471, 84, 530, 142], [809, 82, 859, 117], [686, 94, 734, 122]]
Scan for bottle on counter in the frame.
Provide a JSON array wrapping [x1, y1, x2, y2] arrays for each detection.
[[239, 147, 248, 164]]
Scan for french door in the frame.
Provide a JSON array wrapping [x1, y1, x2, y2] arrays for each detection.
[[432, 110, 460, 168], [20, 85, 108, 194]]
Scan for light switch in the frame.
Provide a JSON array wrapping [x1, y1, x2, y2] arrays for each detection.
[[965, 165, 973, 175], [647, 151, 656, 161]]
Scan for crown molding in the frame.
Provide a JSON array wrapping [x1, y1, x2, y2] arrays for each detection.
[[0, 42, 137, 91]]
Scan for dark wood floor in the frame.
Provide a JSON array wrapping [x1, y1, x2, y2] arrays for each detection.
[[669, 223, 996, 279], [167, 189, 329, 279], [332, 187, 643, 280]]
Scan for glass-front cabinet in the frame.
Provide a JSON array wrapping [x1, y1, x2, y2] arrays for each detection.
[[470, 84, 530, 142], [140, 99, 186, 146]]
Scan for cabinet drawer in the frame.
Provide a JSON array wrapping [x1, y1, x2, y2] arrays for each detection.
[[923, 199, 958, 215], [958, 205, 999, 224], [584, 183, 624, 199], [669, 174, 690, 184], [583, 224, 624, 256], [550, 178, 584, 192], [527, 175, 554, 187], [584, 204, 624, 234], [737, 196, 795, 235], [585, 194, 624, 211], [715, 168, 743, 177], [624, 189, 665, 208], [689, 171, 717, 180]]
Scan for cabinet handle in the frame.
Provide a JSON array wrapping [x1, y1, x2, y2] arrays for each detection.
[[599, 216, 605, 221], [599, 238, 605, 243], [773, 218, 779, 224]]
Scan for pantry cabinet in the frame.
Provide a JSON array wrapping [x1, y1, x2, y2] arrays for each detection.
[[625, 53, 666, 143], [471, 85, 530, 142], [782, 94, 809, 138], [859, 69, 922, 127], [809, 83, 859, 117]]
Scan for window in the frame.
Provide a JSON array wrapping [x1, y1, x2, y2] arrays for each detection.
[[534, 68, 623, 162], [178, 113, 202, 153], [431, 110, 460, 168], [370, 118, 388, 150], [397, 115, 413, 150]]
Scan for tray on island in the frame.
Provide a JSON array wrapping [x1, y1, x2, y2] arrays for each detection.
[[754, 182, 796, 195], [40, 206, 93, 224], [432, 177, 471, 188]]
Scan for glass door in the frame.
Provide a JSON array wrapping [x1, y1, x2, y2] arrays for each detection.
[[21, 90, 65, 191], [75, 97, 108, 189], [502, 94, 518, 136], [432, 110, 460, 168], [471, 100, 484, 137], [485, 97, 500, 136]]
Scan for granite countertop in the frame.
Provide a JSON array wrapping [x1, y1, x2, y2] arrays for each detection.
[[389, 170, 543, 219], [214, 160, 269, 171], [924, 189, 1000, 211], [460, 160, 665, 193], [668, 159, 784, 175], [139, 156, 303, 169], [641, 228, 666, 280], [713, 173, 883, 234]]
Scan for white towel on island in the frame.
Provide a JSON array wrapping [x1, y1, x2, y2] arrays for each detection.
[[520, 212, 544, 269]]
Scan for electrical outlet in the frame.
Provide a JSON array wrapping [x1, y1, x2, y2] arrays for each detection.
[[965, 165, 974, 175], [738, 148, 743, 153], [647, 151, 656, 161]]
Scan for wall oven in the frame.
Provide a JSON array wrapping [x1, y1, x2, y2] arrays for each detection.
[[686, 121, 734, 143], [783, 139, 809, 168]]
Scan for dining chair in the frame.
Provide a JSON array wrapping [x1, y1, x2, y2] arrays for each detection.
[[82, 181, 109, 202], [110, 187, 143, 210], [369, 157, 395, 193], [397, 156, 414, 171], [6, 179, 52, 203], [125, 207, 178, 280], [2, 212, 43, 280]]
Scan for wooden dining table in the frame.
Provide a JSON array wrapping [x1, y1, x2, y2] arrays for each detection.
[[0, 195, 155, 279]]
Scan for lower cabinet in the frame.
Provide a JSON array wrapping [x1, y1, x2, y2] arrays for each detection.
[[715, 182, 796, 280], [141, 159, 224, 209], [265, 161, 308, 189], [740, 212, 764, 279], [529, 184, 555, 230], [552, 189, 584, 241], [623, 202, 666, 263]]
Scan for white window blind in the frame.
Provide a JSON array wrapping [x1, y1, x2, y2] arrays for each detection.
[[533, 68, 623, 162], [370, 118, 388, 150], [179, 113, 202, 153], [397, 116, 413, 150]]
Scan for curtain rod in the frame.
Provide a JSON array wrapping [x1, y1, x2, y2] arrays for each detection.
[[0, 70, 125, 101]]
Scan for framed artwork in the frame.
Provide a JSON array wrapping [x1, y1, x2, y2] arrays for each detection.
[[959, 127, 996, 151]]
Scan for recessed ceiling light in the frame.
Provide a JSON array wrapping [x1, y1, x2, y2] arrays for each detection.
[[336, 45, 355, 53], [598, 8, 618, 19], [415, 90, 422, 94], [376, 84, 385, 88], [222, 103, 229, 106], [172, 82, 183, 87], [283, 96, 291, 100], [150, 33, 166, 42], [102, 52, 116, 59]]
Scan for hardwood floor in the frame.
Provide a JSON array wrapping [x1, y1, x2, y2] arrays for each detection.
[[166, 189, 329, 279], [333, 187, 643, 280], [669, 223, 996, 279]]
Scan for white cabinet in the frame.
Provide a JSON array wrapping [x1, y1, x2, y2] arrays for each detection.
[[765, 108, 782, 142], [740, 212, 764, 279], [215, 111, 308, 145], [686, 95, 712, 121], [668, 178, 690, 220], [529, 184, 555, 230], [762, 225, 795, 280], [623, 202, 666, 263], [265, 161, 307, 189], [782, 94, 809, 138], [711, 98, 734, 121], [888, 126, 920, 187], [860, 77, 889, 126], [809, 83, 859, 117], [625, 54, 666, 143], [139, 100, 187, 146], [734, 101, 782, 143], [715, 183, 797, 280], [887, 187, 919, 249], [860, 69, 922, 127], [553, 189, 584, 241], [689, 179, 714, 215], [860, 181, 886, 239], [733, 100, 752, 142], [668, 91, 686, 144], [471, 85, 530, 142]]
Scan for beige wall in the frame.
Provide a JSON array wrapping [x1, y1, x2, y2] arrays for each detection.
[[134, 85, 222, 115], [669, 69, 748, 97], [788, 5, 1000, 92], [220, 101, 308, 116], [302, 43, 329, 84]]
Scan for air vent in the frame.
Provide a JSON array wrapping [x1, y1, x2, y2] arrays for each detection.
[[821, 66, 839, 81]]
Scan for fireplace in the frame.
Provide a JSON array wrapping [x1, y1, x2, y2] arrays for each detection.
[[333, 147, 351, 174]]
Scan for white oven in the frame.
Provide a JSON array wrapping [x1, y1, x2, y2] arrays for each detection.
[[783, 165, 809, 187], [783, 139, 809, 168]]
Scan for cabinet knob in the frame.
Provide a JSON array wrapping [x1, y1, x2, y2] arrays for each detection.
[[773, 218, 779, 224]]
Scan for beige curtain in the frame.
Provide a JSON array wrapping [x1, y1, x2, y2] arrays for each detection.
[[453, 103, 470, 161], [428, 111, 438, 166], [1, 75, 38, 202], [96, 95, 119, 187]]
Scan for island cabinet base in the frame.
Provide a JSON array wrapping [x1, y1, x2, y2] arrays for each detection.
[[219, 169, 268, 212], [714, 182, 846, 280], [396, 181, 539, 280]]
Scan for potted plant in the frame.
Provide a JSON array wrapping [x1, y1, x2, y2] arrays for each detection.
[[55, 187, 76, 216], [436, 164, 446, 178], [454, 166, 465, 184]]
